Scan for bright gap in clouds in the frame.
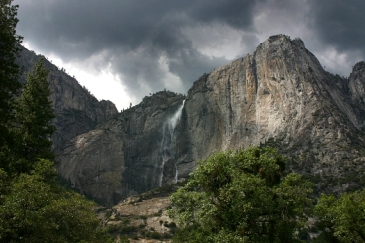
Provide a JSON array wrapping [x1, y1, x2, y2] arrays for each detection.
[[183, 25, 246, 59], [50, 56, 130, 112], [158, 54, 183, 92], [24, 43, 130, 111]]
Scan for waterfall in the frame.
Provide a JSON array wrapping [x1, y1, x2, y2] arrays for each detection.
[[159, 100, 185, 186]]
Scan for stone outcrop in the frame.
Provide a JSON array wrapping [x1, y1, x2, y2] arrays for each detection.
[[18, 35, 365, 204], [182, 35, 365, 195], [17, 47, 118, 152], [56, 92, 185, 204], [185, 36, 358, 156], [99, 186, 178, 242], [349, 61, 365, 113]]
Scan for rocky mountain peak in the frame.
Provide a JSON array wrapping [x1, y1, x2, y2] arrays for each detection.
[[353, 60, 365, 70], [258, 34, 305, 50], [350, 61, 365, 79], [136, 90, 185, 112], [19, 36, 365, 205], [348, 61, 365, 117]]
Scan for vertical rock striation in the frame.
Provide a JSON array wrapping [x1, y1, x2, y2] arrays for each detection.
[[18, 35, 365, 204], [183, 35, 365, 194], [17, 47, 118, 153], [56, 92, 185, 204]]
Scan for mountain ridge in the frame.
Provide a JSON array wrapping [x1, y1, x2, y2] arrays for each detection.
[[17, 47, 119, 153], [18, 34, 365, 205]]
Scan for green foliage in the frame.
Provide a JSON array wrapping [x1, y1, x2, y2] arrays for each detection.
[[0, 0, 22, 171], [0, 0, 22, 124], [314, 189, 365, 242], [10, 58, 56, 174], [119, 235, 130, 243], [0, 160, 113, 243], [169, 147, 313, 243], [0, 2, 116, 242], [0, 168, 10, 204]]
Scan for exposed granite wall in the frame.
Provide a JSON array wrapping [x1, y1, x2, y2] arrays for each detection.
[[18, 35, 365, 204]]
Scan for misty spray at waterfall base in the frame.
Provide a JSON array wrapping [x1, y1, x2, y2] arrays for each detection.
[[159, 100, 185, 186]]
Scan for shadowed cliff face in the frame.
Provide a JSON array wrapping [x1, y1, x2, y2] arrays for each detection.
[[56, 91, 186, 204], [17, 47, 118, 153], [18, 35, 365, 205]]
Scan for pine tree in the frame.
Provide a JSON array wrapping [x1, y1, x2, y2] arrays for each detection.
[[0, 0, 23, 169], [0, 2, 114, 241], [12, 58, 56, 174]]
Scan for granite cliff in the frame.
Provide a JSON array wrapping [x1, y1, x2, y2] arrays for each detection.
[[18, 35, 365, 205], [183, 35, 365, 196], [57, 92, 185, 204], [17, 47, 118, 153]]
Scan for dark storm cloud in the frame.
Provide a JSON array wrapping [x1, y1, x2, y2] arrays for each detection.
[[13, 0, 365, 105], [186, 0, 257, 29], [14, 0, 259, 99], [250, 0, 365, 76], [309, 0, 365, 55]]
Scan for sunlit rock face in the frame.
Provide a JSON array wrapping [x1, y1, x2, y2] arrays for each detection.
[[18, 35, 365, 205], [183, 35, 365, 195], [186, 35, 349, 157]]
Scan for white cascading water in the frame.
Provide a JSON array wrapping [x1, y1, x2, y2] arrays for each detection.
[[159, 100, 185, 186]]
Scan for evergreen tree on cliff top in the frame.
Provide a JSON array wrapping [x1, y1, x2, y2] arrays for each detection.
[[0, 0, 22, 167]]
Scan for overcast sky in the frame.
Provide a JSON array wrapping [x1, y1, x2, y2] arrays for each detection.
[[14, 0, 365, 110]]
